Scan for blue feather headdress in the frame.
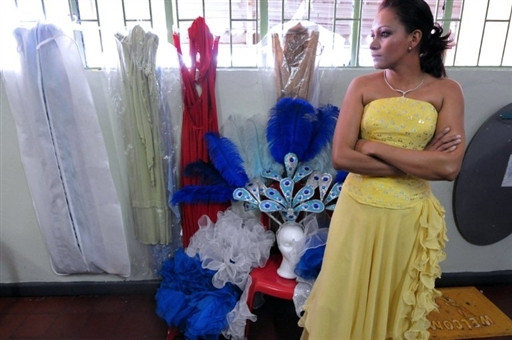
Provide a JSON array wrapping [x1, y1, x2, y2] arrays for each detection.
[[232, 98, 342, 226], [266, 97, 339, 164], [266, 97, 315, 163], [172, 98, 341, 211], [306, 104, 339, 161]]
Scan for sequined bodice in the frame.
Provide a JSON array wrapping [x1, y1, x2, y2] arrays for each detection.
[[344, 97, 438, 208]]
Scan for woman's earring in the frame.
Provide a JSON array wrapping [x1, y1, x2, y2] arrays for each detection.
[[408, 46, 412, 52]]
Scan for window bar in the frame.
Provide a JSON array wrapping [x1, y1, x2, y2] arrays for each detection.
[[501, 11, 511, 66], [164, 0, 174, 43], [350, 0, 363, 66], [67, 0, 87, 66], [41, 0, 47, 16], [68, 0, 79, 21], [260, 0, 267, 41], [121, 0, 127, 26], [476, 0, 491, 66], [433, 0, 440, 21], [451, 0, 465, 66], [95, 0, 102, 51], [229, 0, 233, 67], [174, 0, 206, 30], [148, 0, 154, 28], [121, 0, 154, 29], [480, 17, 511, 67], [174, 0, 180, 33], [281, 0, 285, 24], [93, 0, 103, 53], [439, 0, 455, 66], [332, 0, 338, 33], [441, 0, 454, 34], [330, 0, 339, 66], [74, 0, 103, 65]]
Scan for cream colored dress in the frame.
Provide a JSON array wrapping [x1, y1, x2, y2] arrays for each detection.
[[299, 97, 448, 340]]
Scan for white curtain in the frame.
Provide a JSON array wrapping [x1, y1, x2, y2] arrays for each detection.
[[3, 23, 130, 276]]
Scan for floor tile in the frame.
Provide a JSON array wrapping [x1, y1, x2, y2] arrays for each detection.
[[0, 314, 26, 339], [9, 313, 57, 338], [43, 312, 88, 339], [0, 284, 509, 339]]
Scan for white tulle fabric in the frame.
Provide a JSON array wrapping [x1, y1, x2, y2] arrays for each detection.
[[185, 204, 275, 339], [293, 227, 328, 316], [222, 275, 257, 339], [186, 205, 275, 290]]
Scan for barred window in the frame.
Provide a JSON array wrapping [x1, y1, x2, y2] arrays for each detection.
[[1, 0, 511, 68]]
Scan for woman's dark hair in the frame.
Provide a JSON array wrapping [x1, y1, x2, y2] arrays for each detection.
[[379, 0, 452, 77]]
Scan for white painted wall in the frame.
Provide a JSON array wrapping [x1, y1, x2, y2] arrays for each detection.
[[1, 67, 511, 284]]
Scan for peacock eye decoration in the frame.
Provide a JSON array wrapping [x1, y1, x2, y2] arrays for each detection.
[[233, 152, 341, 226]]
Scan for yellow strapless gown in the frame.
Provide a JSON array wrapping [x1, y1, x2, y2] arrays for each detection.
[[299, 98, 448, 340]]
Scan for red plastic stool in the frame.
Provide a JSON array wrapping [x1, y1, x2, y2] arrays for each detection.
[[245, 253, 297, 337], [166, 327, 181, 340]]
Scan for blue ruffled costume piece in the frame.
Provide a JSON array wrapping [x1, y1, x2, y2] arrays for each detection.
[[294, 245, 326, 280], [155, 248, 242, 340]]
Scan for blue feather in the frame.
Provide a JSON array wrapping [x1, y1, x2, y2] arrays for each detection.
[[335, 170, 349, 183], [205, 132, 249, 187], [221, 114, 277, 181], [184, 161, 226, 186], [266, 97, 315, 163], [303, 104, 339, 162], [171, 185, 234, 204]]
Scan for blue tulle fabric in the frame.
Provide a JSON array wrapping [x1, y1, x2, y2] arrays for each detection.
[[292, 226, 329, 316], [155, 248, 242, 340], [294, 245, 325, 280], [294, 227, 328, 280], [156, 205, 275, 339]]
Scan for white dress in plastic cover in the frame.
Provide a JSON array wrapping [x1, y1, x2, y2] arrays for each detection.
[[3, 23, 130, 276]]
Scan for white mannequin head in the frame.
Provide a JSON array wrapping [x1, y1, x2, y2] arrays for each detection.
[[276, 222, 306, 279]]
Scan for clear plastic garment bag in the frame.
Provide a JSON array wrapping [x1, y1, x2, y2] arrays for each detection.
[[3, 23, 130, 276]]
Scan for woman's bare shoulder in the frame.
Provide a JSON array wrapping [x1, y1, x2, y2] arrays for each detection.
[[435, 76, 462, 91], [351, 71, 383, 86], [348, 72, 385, 103], [418, 76, 463, 111]]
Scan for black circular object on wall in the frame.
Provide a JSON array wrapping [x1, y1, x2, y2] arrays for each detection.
[[453, 103, 512, 246]]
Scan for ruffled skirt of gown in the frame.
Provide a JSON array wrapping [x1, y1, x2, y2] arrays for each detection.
[[299, 190, 447, 340]]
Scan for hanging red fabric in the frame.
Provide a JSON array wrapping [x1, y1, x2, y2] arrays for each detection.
[[174, 17, 229, 247]]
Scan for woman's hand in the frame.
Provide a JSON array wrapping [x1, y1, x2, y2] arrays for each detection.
[[355, 139, 405, 176], [425, 127, 462, 152], [355, 139, 369, 154]]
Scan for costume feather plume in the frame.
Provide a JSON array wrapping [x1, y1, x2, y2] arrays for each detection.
[[247, 115, 284, 178], [304, 104, 339, 162], [266, 97, 315, 163], [183, 160, 226, 185], [171, 185, 234, 204], [171, 160, 231, 204], [205, 132, 249, 187], [220, 116, 265, 180], [335, 170, 349, 183], [221, 115, 255, 178]]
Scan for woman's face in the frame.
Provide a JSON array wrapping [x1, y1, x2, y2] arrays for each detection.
[[370, 8, 412, 69]]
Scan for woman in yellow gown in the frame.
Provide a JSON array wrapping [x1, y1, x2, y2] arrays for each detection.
[[299, 0, 465, 339]]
